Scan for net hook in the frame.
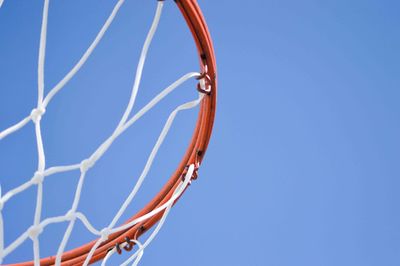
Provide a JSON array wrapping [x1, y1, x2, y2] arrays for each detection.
[[196, 67, 212, 95], [123, 236, 134, 252]]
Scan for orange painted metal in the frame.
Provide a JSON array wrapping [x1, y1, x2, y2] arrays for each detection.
[[10, 0, 216, 265]]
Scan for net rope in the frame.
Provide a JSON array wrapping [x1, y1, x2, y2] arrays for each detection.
[[0, 1, 206, 265]]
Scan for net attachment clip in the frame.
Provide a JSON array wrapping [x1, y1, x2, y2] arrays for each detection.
[[107, 225, 145, 255], [181, 149, 203, 183], [196, 67, 212, 95], [108, 236, 135, 255]]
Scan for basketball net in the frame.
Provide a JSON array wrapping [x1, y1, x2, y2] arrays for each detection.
[[0, 0, 215, 265]]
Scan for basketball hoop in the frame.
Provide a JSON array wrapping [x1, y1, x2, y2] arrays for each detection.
[[0, 0, 217, 265]]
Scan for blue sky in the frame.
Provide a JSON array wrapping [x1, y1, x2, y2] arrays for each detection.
[[0, 0, 399, 265]]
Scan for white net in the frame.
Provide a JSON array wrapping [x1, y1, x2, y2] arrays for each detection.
[[0, 1, 207, 265]]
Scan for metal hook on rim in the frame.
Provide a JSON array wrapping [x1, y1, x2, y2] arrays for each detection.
[[196, 66, 212, 95], [120, 237, 133, 252]]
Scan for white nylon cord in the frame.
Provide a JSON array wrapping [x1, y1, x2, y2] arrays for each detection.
[[111, 95, 204, 231], [117, 1, 164, 128], [120, 165, 195, 266], [31, 0, 50, 264], [82, 93, 202, 265], [37, 0, 48, 105], [95, 164, 194, 266], [0, 1, 205, 264], [1, 85, 203, 265], [0, 76, 203, 260], [42, 0, 126, 107], [0, 116, 31, 140], [0, 0, 126, 141]]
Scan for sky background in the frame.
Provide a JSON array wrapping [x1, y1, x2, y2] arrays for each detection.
[[0, 0, 400, 265]]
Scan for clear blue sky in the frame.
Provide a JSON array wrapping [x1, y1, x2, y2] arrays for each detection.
[[0, 1, 399, 265]]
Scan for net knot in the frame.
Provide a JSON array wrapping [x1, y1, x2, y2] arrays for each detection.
[[80, 158, 95, 172], [100, 228, 111, 241], [30, 106, 46, 123], [31, 171, 45, 185], [28, 225, 43, 240], [65, 210, 76, 221]]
